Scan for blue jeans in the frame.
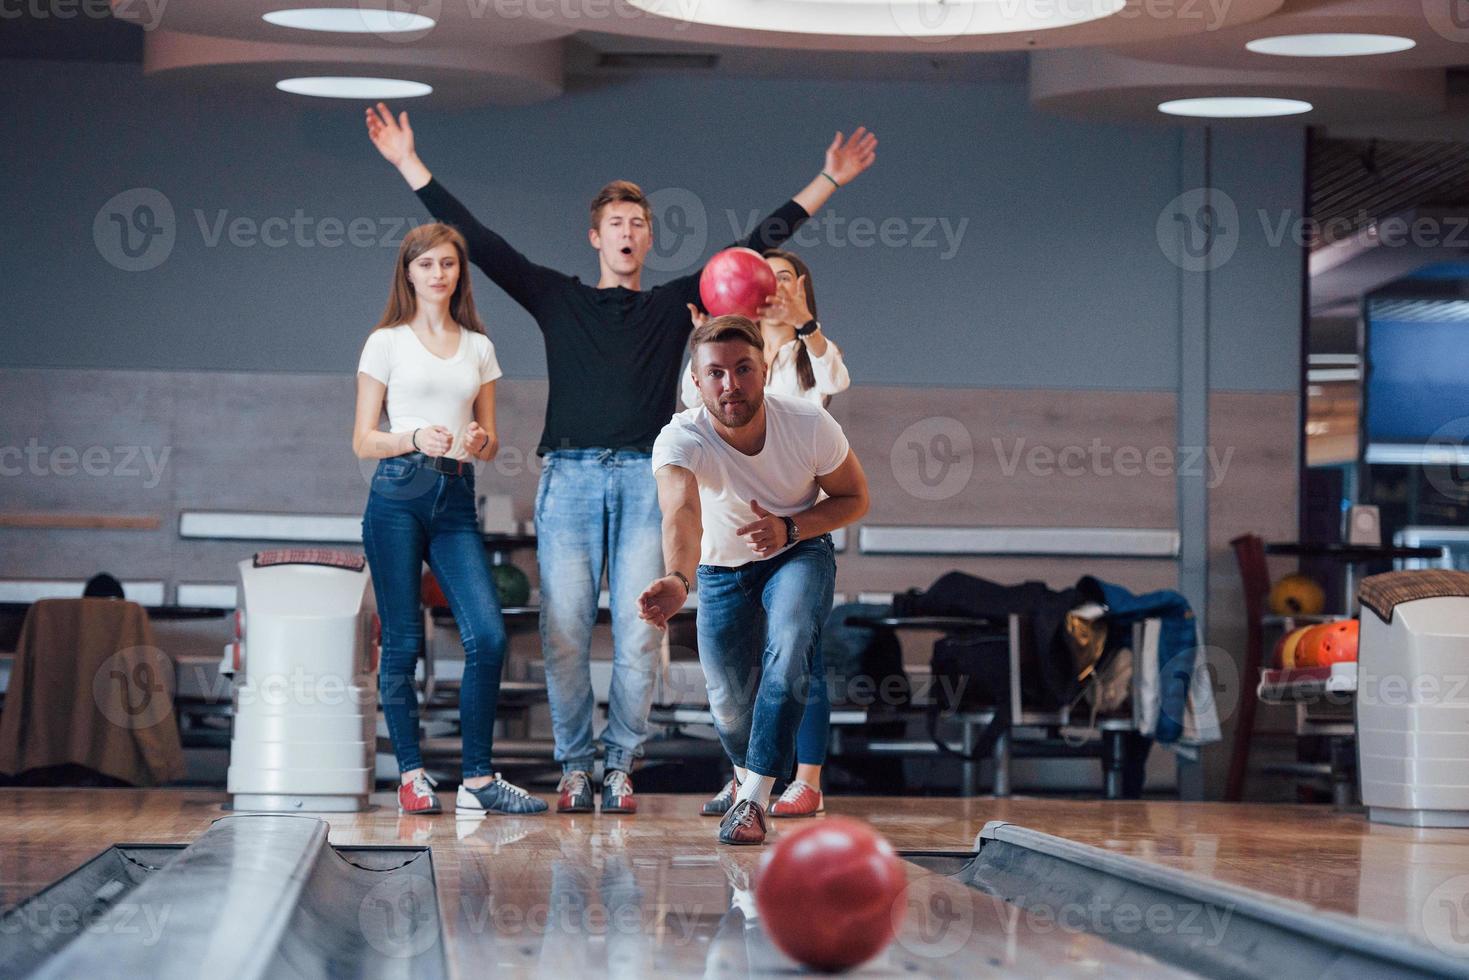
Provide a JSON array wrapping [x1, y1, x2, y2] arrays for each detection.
[[535, 450, 662, 776], [695, 536, 836, 779], [795, 643, 830, 767], [362, 456, 508, 778]]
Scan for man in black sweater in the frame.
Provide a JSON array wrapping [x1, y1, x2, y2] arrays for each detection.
[[367, 103, 876, 815]]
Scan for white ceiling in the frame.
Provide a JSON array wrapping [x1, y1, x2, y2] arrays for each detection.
[[88, 0, 1469, 130]]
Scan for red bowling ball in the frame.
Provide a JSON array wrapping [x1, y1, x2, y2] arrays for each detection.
[[699, 247, 777, 320], [754, 816, 908, 971]]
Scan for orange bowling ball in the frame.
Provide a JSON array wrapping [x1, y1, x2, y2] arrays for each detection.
[[755, 816, 908, 972], [1315, 619, 1359, 666]]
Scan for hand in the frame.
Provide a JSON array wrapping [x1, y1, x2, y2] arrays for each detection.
[[757, 275, 811, 328], [465, 421, 496, 459], [638, 575, 688, 631], [735, 500, 789, 558], [366, 102, 416, 168], [412, 425, 453, 457], [822, 127, 878, 187], [686, 303, 709, 330]]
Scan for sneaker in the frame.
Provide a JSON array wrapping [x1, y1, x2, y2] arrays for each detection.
[[557, 770, 594, 813], [455, 774, 548, 815], [718, 798, 768, 846], [601, 769, 637, 814], [397, 771, 441, 815], [701, 777, 740, 817], [769, 779, 824, 818]]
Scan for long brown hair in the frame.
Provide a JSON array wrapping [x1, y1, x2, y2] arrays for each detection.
[[373, 223, 485, 334], [762, 248, 817, 393]]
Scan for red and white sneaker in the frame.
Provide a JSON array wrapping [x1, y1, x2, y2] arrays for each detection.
[[398, 771, 442, 815], [557, 770, 594, 813], [601, 769, 637, 814], [769, 779, 824, 818]]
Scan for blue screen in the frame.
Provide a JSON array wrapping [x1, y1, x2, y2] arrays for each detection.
[[1367, 316, 1469, 444]]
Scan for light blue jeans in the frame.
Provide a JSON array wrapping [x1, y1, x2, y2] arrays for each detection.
[[695, 536, 836, 778], [535, 449, 662, 776]]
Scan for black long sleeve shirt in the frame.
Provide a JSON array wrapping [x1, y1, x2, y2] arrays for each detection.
[[416, 178, 809, 455]]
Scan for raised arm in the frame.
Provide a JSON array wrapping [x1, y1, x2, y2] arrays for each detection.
[[678, 127, 879, 306], [637, 464, 702, 630], [792, 127, 878, 221], [366, 103, 561, 313], [739, 128, 880, 252]]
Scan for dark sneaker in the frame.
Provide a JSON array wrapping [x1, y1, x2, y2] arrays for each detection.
[[455, 774, 548, 815], [718, 798, 767, 846], [702, 777, 740, 817], [557, 770, 594, 813], [397, 771, 441, 815], [601, 769, 637, 814], [769, 779, 824, 818]]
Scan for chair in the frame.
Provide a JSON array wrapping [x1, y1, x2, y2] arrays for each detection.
[[0, 597, 185, 786], [1226, 534, 1338, 802]]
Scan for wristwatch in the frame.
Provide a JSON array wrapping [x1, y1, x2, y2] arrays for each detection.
[[796, 319, 820, 338], [781, 515, 800, 546]]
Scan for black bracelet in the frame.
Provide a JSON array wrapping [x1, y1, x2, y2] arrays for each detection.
[[410, 428, 422, 453], [796, 319, 820, 337], [669, 570, 691, 596]]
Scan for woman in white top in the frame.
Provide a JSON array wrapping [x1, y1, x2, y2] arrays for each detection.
[[682, 249, 850, 410], [687, 249, 849, 820], [353, 222, 546, 817]]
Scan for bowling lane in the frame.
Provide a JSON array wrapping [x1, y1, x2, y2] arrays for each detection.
[[430, 814, 1190, 977], [7, 789, 1468, 975], [0, 789, 1197, 977]]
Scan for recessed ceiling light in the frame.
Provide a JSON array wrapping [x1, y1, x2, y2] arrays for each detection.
[[262, 8, 436, 33], [1245, 33, 1416, 57], [1158, 97, 1313, 118], [623, 0, 1126, 38], [276, 77, 433, 99]]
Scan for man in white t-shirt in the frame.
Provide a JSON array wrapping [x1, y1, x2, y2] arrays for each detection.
[[639, 315, 870, 845]]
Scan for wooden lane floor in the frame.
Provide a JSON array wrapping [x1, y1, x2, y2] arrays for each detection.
[[2, 789, 1468, 975]]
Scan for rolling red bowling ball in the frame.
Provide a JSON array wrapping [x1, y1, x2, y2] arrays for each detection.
[[754, 816, 907, 971], [699, 247, 777, 320]]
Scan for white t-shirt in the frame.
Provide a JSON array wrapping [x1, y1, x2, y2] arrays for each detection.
[[681, 337, 850, 410], [651, 392, 850, 567], [357, 324, 503, 461]]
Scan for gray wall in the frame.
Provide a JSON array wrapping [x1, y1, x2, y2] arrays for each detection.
[[4, 58, 1298, 394]]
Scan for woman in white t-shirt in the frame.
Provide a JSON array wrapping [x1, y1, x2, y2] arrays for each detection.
[[681, 248, 850, 410], [353, 222, 546, 817], [687, 250, 848, 821]]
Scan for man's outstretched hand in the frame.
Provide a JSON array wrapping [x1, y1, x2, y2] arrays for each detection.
[[823, 127, 878, 186], [366, 102, 416, 168], [638, 575, 688, 631]]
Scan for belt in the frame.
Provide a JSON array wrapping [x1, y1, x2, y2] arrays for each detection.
[[404, 451, 472, 476]]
